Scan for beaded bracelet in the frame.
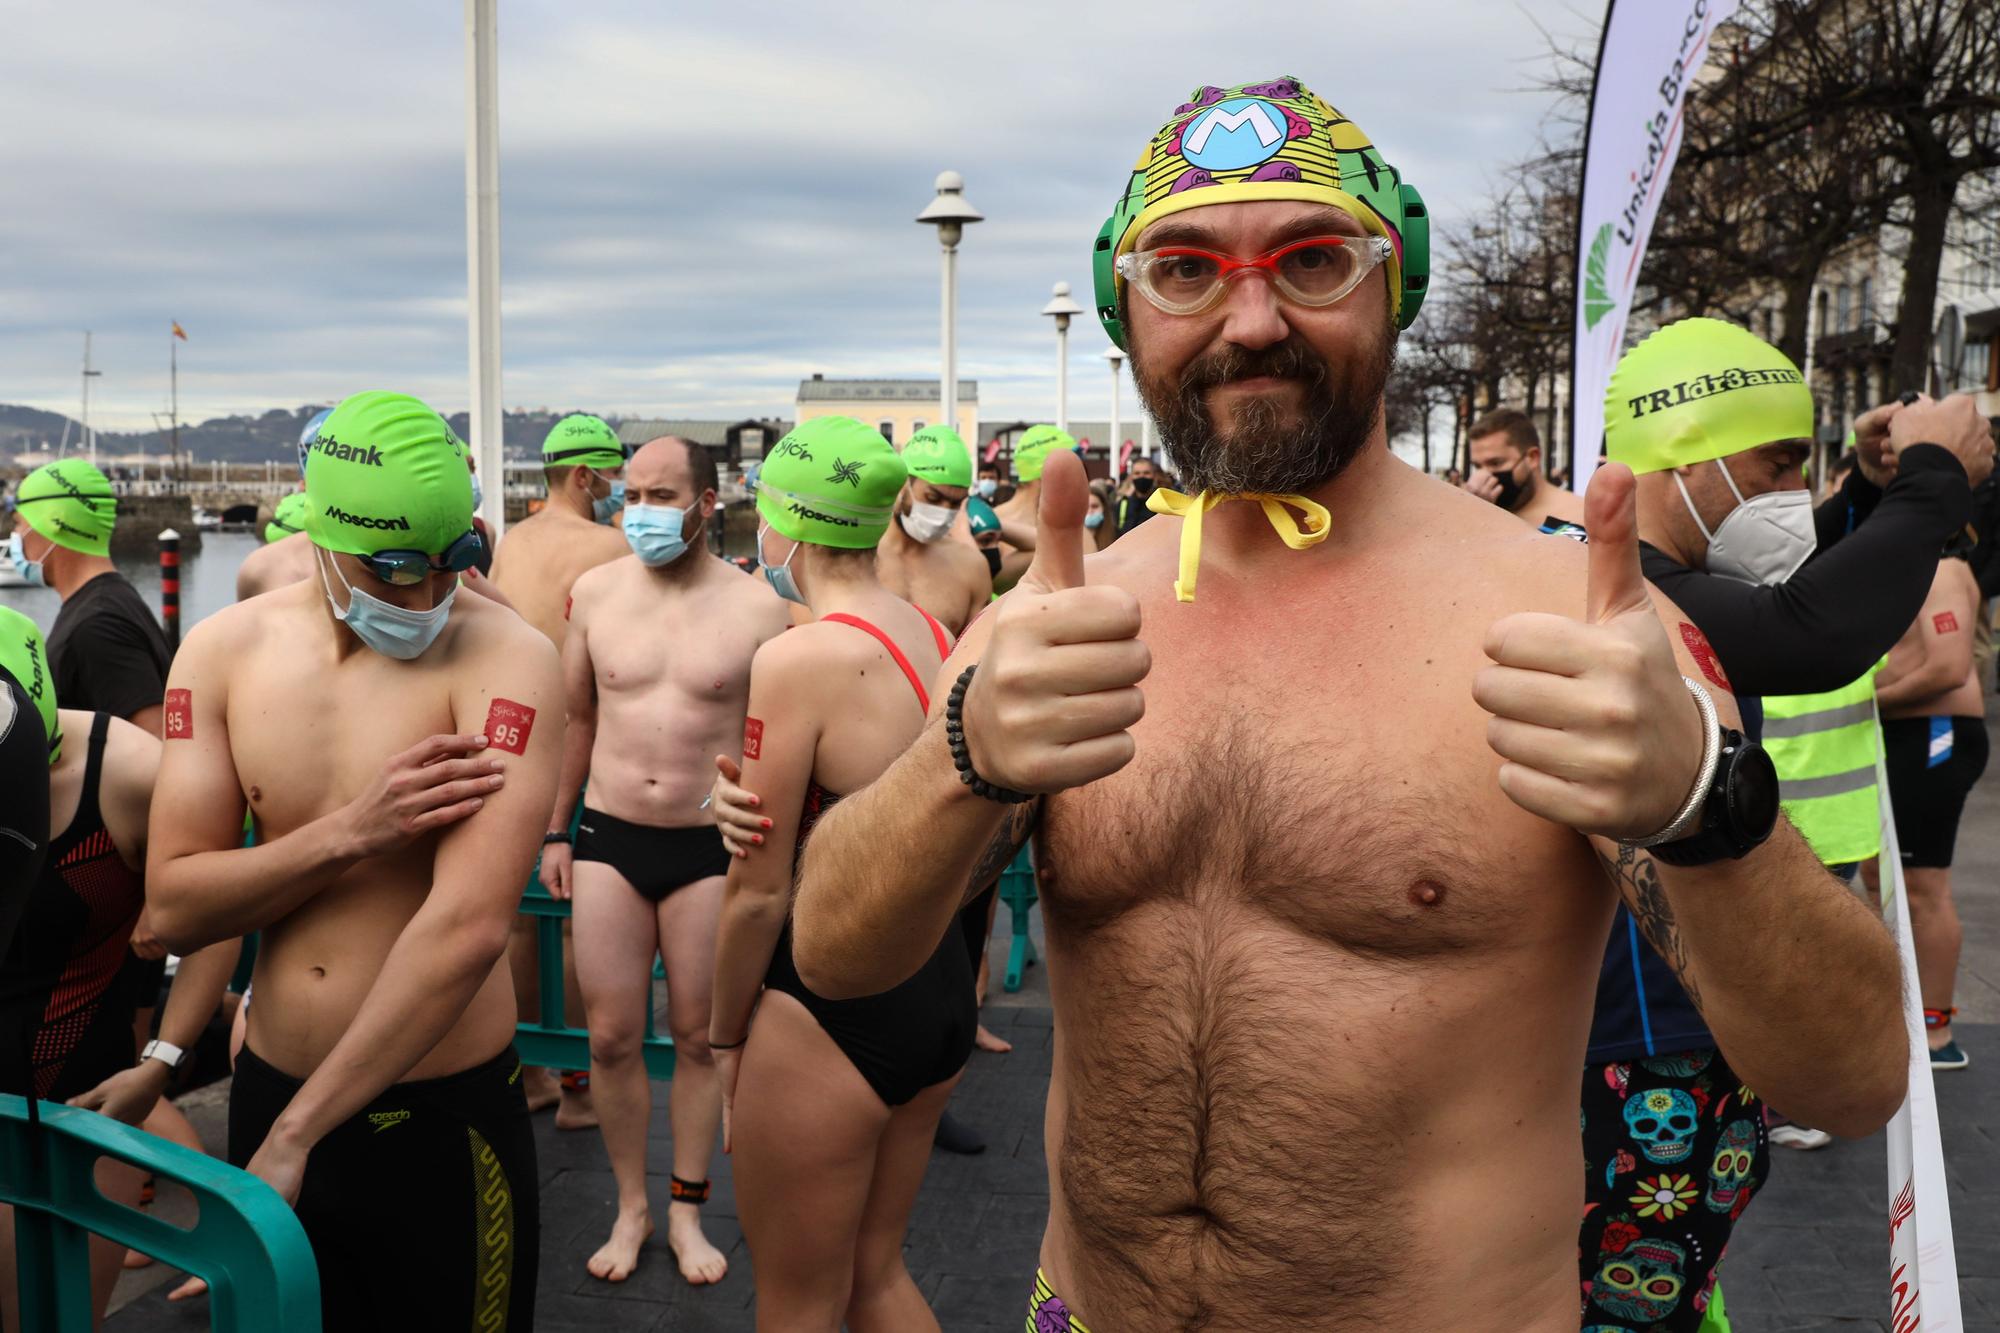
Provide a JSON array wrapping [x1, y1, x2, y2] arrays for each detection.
[[945, 664, 1034, 805]]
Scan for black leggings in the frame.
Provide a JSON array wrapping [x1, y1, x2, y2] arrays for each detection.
[[1882, 715, 1990, 868], [230, 1044, 539, 1333]]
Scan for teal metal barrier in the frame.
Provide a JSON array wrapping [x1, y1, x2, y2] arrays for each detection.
[[0, 1096, 320, 1332], [998, 845, 1039, 993], [516, 873, 676, 1081]]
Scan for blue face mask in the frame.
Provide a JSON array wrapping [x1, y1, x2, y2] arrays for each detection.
[[469, 471, 485, 513], [8, 532, 47, 587], [592, 474, 626, 525], [625, 502, 698, 567], [758, 525, 806, 605], [318, 547, 456, 660], [1084, 511, 1106, 530], [975, 478, 999, 499]]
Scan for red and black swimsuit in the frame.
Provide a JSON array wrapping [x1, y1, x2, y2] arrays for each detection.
[[761, 607, 977, 1107], [0, 712, 145, 1101]]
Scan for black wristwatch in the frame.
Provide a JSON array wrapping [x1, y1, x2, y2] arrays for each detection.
[[542, 830, 572, 846], [1650, 728, 1780, 867]]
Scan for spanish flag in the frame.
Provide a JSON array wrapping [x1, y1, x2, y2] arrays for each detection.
[[171, 321, 188, 341]]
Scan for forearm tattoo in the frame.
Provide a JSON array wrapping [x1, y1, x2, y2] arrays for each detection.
[[963, 799, 1041, 908], [1597, 843, 1703, 1013]]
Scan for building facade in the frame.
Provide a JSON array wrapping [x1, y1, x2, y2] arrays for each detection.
[[794, 376, 977, 446]]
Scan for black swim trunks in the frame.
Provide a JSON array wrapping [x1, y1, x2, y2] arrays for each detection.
[[1882, 715, 1989, 868], [229, 1043, 539, 1333], [574, 807, 730, 902]]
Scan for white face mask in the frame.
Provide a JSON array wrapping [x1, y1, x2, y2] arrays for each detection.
[[1675, 456, 1817, 586], [898, 499, 956, 544]]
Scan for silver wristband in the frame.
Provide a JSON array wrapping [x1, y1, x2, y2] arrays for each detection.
[[1622, 676, 1721, 849]]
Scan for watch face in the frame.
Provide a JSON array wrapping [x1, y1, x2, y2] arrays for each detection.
[[1727, 739, 1781, 840]]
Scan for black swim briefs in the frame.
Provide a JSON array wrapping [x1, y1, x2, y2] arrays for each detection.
[[574, 806, 731, 902]]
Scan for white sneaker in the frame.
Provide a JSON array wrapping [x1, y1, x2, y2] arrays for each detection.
[[1768, 1123, 1833, 1151]]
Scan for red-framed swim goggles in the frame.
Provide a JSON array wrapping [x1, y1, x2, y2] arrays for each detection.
[[1116, 234, 1393, 317]]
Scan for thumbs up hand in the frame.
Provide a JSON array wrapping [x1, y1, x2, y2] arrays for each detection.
[[960, 449, 1150, 794], [1472, 463, 1708, 840]]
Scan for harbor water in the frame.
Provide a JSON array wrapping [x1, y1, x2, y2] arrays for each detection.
[[0, 530, 261, 638]]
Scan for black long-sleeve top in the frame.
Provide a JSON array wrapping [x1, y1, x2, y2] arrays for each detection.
[[1638, 443, 1974, 697]]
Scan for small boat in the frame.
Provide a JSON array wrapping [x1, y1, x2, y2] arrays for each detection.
[[192, 506, 223, 532]]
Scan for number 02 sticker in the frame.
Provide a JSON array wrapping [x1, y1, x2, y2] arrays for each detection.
[[485, 698, 536, 755]]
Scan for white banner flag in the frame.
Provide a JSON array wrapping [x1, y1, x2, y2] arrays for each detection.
[[1569, 0, 1739, 492], [1873, 722, 1962, 1331]]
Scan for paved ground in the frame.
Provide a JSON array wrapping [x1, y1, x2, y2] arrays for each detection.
[[107, 714, 2000, 1331]]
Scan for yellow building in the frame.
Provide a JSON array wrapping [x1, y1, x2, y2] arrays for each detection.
[[794, 375, 977, 447]]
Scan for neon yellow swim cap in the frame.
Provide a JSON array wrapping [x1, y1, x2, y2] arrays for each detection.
[[0, 605, 60, 764], [902, 426, 973, 489], [1013, 426, 1077, 482], [1604, 318, 1813, 476], [305, 391, 472, 557], [757, 417, 906, 549], [17, 459, 116, 557]]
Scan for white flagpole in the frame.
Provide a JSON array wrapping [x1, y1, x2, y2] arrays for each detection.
[[466, 0, 504, 542]]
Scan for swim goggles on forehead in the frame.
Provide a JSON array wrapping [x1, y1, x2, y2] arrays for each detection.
[[354, 530, 485, 586], [1115, 234, 1393, 317]]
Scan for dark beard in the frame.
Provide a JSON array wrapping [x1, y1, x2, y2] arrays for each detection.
[[1132, 325, 1394, 494]]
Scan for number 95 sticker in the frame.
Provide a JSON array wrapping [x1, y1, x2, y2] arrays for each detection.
[[484, 698, 536, 755]]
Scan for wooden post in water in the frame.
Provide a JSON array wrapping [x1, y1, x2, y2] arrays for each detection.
[[158, 530, 181, 651]]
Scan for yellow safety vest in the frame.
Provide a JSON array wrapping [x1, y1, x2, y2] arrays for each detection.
[[1762, 668, 1882, 867]]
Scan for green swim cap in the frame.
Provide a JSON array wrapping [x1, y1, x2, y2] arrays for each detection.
[[756, 417, 906, 550], [265, 491, 309, 544], [902, 426, 973, 490], [541, 414, 625, 470], [1013, 425, 1077, 482], [304, 391, 472, 557], [1605, 318, 1813, 476], [0, 606, 60, 764], [17, 458, 116, 557]]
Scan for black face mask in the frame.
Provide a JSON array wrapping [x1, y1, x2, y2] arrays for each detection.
[[1131, 476, 1156, 497], [1490, 465, 1526, 511]]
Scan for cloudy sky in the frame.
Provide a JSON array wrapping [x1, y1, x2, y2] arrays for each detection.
[[1, 0, 1587, 434]]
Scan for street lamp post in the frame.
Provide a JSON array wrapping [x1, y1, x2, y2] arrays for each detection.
[[1040, 281, 1084, 433], [917, 171, 983, 434], [1105, 346, 1126, 475]]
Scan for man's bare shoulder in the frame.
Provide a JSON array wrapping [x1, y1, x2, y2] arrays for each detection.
[[569, 554, 633, 607], [938, 538, 993, 584], [234, 540, 286, 599], [1396, 473, 1590, 594], [181, 582, 307, 664], [449, 587, 561, 670], [708, 557, 788, 616]]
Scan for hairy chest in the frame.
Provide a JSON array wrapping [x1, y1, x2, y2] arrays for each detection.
[[1040, 601, 1571, 955]]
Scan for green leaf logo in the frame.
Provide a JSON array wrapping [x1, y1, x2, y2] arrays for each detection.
[[1584, 223, 1616, 329]]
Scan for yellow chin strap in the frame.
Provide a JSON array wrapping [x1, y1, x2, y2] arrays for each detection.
[[1144, 488, 1332, 603]]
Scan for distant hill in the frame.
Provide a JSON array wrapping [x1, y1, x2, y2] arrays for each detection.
[[0, 404, 619, 463]]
